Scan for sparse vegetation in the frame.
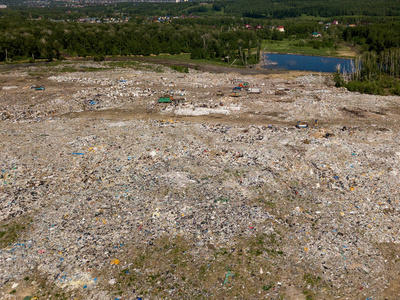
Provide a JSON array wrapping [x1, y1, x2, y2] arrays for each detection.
[[0, 217, 31, 249], [303, 273, 322, 286], [263, 284, 273, 290], [169, 65, 189, 73]]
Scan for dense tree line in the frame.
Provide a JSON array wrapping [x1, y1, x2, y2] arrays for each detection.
[[334, 48, 400, 95], [343, 22, 400, 53], [190, 29, 260, 64], [333, 22, 400, 95], [0, 19, 259, 65], [225, 0, 400, 19], [3, 0, 400, 21], [0, 15, 332, 64]]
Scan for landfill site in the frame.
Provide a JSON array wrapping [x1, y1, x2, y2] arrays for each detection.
[[0, 60, 400, 300]]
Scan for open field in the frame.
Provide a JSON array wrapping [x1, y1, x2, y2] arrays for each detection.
[[0, 60, 400, 299]]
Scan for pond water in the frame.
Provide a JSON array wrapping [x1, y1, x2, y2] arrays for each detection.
[[262, 53, 353, 73]]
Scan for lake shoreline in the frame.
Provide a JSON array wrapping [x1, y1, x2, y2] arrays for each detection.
[[258, 52, 353, 73], [262, 51, 355, 59]]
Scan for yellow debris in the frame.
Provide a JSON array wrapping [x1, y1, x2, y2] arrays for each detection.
[[111, 259, 120, 265]]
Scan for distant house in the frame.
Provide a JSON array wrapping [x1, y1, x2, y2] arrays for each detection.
[[88, 18, 100, 23], [255, 25, 262, 30], [78, 17, 100, 23], [332, 20, 339, 25], [276, 26, 285, 32], [245, 24, 252, 29], [312, 31, 322, 37]]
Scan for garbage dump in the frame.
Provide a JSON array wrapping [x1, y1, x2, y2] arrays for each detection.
[[0, 61, 399, 299]]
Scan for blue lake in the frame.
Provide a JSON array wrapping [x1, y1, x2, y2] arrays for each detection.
[[262, 53, 353, 73]]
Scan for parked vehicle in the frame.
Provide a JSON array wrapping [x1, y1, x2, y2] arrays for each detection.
[[158, 96, 173, 103], [296, 121, 308, 128], [248, 88, 261, 94], [30, 86, 45, 91], [229, 91, 240, 97]]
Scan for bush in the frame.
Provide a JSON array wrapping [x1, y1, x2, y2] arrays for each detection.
[[93, 55, 105, 61], [344, 80, 384, 95], [170, 65, 189, 73], [390, 84, 400, 95], [333, 71, 343, 87]]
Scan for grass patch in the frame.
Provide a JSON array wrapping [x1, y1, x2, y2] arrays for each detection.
[[262, 283, 273, 291], [88, 233, 304, 299], [262, 39, 356, 58], [26, 272, 70, 300], [147, 53, 245, 68], [214, 197, 229, 203], [28, 64, 111, 76], [169, 65, 189, 73], [58, 65, 111, 73], [247, 233, 284, 257], [303, 273, 322, 286], [303, 290, 316, 300], [26, 60, 166, 76], [0, 216, 33, 249], [106, 60, 164, 72], [264, 201, 275, 207]]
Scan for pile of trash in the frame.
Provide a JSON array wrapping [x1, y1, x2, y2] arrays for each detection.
[[0, 61, 399, 299]]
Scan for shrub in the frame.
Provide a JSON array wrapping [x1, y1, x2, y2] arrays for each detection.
[[93, 55, 105, 61], [344, 80, 384, 95], [170, 65, 189, 73]]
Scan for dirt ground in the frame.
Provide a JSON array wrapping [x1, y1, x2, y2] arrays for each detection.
[[0, 59, 400, 300]]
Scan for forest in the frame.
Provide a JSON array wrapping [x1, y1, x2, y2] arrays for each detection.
[[0, 19, 261, 65], [332, 23, 400, 95], [3, 0, 400, 20]]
